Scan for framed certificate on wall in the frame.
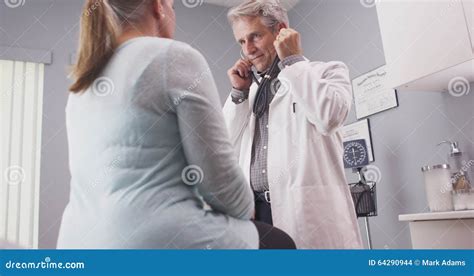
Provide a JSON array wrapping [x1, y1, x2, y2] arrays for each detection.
[[351, 65, 398, 119]]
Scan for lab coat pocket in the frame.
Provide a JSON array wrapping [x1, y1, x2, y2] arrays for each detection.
[[290, 102, 300, 146]]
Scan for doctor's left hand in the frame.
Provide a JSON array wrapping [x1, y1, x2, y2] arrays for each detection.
[[274, 28, 303, 60]]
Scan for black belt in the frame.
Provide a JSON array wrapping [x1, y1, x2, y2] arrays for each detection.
[[254, 191, 271, 203]]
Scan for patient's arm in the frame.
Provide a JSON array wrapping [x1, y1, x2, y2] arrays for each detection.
[[165, 42, 255, 220]]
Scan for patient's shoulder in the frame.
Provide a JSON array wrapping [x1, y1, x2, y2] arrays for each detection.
[[119, 37, 196, 60], [163, 41, 208, 76], [166, 40, 204, 63]]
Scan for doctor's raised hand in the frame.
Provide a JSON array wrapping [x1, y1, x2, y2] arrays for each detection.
[[273, 28, 303, 60], [227, 57, 253, 91]]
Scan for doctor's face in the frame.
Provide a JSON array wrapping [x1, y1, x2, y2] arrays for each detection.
[[232, 16, 279, 72]]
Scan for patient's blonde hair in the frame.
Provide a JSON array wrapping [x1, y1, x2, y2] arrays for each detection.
[[69, 0, 153, 93]]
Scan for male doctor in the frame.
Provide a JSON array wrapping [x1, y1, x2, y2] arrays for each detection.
[[223, 0, 362, 249]]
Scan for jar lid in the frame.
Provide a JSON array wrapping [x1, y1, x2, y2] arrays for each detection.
[[421, 164, 450, 172]]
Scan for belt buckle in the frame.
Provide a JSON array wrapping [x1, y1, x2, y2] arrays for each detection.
[[264, 191, 271, 203]]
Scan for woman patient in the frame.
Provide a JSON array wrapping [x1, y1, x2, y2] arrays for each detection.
[[57, 0, 295, 249]]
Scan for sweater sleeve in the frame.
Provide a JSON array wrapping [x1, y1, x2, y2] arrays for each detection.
[[163, 41, 255, 220]]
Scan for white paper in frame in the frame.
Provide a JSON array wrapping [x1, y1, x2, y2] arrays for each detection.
[[351, 65, 399, 120]]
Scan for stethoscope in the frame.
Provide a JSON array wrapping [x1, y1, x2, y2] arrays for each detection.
[[240, 49, 262, 85], [239, 49, 281, 117]]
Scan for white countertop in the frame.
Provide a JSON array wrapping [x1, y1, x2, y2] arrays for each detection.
[[399, 210, 474, 222]]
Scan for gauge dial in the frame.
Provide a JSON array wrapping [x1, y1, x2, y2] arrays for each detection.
[[343, 139, 369, 168]]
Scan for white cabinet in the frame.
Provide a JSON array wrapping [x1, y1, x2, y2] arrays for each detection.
[[399, 211, 474, 249], [463, 0, 474, 51], [376, 0, 474, 92]]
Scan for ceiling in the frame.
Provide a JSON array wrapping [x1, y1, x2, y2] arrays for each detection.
[[203, 0, 300, 10], [25, 0, 301, 10]]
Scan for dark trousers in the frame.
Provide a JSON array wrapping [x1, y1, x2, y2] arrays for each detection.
[[252, 220, 296, 249], [254, 192, 273, 225], [252, 192, 296, 249]]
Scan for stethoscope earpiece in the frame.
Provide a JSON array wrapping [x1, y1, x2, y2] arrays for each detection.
[[240, 49, 261, 85], [240, 49, 246, 60], [238, 48, 281, 117]]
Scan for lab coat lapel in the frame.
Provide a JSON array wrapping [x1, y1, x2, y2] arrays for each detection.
[[240, 82, 258, 183]]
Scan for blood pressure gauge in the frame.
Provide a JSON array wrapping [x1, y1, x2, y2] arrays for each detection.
[[343, 139, 369, 168]]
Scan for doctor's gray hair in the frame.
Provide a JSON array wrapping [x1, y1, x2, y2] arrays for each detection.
[[227, 0, 289, 30]]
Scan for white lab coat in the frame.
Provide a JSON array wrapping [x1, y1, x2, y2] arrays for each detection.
[[223, 58, 363, 249]]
